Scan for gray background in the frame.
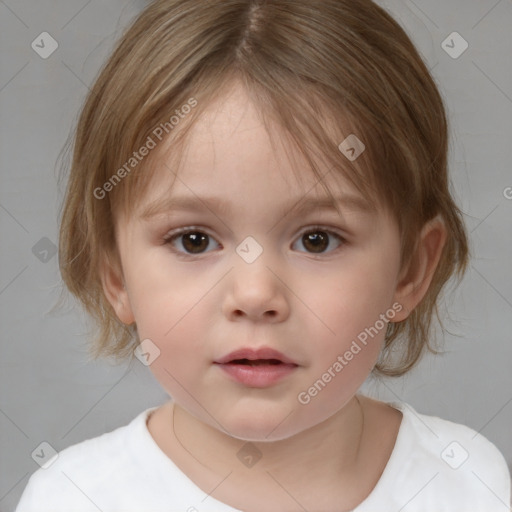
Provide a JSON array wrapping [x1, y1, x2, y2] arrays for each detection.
[[1, 0, 511, 510]]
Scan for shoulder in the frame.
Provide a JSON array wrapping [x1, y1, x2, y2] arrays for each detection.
[[379, 399, 511, 510], [15, 407, 158, 512], [397, 400, 509, 473]]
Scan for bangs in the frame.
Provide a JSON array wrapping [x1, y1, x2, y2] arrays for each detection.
[[110, 70, 387, 228]]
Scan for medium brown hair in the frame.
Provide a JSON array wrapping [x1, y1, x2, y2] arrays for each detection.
[[58, 0, 469, 376]]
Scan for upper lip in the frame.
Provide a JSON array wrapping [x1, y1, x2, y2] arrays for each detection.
[[214, 347, 298, 365]]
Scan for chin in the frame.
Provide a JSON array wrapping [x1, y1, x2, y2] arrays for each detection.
[[213, 404, 306, 442]]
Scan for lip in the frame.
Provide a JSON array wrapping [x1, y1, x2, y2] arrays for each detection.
[[213, 347, 299, 388], [214, 347, 297, 365]]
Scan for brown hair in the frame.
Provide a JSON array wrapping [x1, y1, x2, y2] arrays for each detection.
[[58, 0, 469, 376]]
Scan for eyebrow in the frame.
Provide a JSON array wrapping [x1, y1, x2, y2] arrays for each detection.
[[140, 192, 374, 221]]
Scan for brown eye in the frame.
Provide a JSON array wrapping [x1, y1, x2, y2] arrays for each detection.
[[294, 228, 344, 254], [164, 229, 219, 255], [302, 231, 329, 253], [181, 232, 209, 253]]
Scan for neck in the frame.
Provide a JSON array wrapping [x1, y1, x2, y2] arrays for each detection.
[[171, 395, 365, 486]]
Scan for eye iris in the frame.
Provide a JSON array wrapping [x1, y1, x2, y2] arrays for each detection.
[[183, 232, 208, 253], [303, 231, 328, 253]]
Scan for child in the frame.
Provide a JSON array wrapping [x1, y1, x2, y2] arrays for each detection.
[[16, 0, 510, 510]]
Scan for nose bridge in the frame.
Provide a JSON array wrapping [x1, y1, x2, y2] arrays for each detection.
[[225, 235, 289, 320], [233, 235, 277, 294]]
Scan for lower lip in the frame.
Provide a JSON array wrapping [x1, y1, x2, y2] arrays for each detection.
[[215, 362, 298, 388]]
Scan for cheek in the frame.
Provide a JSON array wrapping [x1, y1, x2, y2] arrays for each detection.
[[125, 256, 219, 342], [291, 338, 378, 436], [297, 249, 399, 383], [133, 292, 209, 355], [305, 255, 398, 341], [293, 314, 383, 423], [302, 329, 382, 401], [123, 248, 218, 338], [138, 304, 212, 403]]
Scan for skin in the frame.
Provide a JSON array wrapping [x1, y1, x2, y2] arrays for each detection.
[[102, 81, 447, 511]]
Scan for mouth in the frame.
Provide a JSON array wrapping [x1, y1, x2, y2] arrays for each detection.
[[214, 347, 298, 366], [213, 348, 299, 388], [227, 358, 285, 366]]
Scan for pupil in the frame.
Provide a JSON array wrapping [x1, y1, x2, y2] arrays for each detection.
[[304, 232, 328, 253], [184, 232, 208, 253]]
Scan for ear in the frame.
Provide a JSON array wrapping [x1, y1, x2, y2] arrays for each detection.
[[99, 250, 135, 325], [391, 215, 447, 322]]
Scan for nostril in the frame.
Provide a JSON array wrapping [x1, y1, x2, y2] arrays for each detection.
[[231, 309, 277, 318]]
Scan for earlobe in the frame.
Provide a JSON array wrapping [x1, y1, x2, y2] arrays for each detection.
[[391, 215, 447, 322], [100, 252, 135, 325]]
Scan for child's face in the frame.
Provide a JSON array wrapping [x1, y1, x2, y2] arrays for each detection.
[[107, 83, 409, 441]]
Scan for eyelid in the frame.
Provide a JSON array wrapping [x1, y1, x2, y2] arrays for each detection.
[[162, 225, 216, 242], [296, 224, 346, 240], [162, 225, 221, 252]]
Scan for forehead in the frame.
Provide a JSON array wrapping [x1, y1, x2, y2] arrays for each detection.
[[170, 83, 304, 185], [129, 82, 377, 220]]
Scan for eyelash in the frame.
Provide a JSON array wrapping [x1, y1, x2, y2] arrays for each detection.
[[162, 225, 347, 258]]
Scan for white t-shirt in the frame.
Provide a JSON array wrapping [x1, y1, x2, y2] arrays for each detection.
[[16, 400, 511, 512]]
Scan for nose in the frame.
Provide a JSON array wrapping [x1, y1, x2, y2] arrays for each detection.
[[222, 255, 290, 323]]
